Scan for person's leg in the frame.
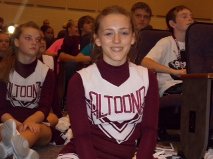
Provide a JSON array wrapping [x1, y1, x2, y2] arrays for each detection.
[[46, 112, 71, 145], [0, 120, 53, 158], [47, 112, 59, 127], [20, 124, 52, 147], [11, 123, 52, 159]]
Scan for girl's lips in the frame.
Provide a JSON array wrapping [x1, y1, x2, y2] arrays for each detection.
[[30, 47, 37, 51], [111, 47, 123, 52]]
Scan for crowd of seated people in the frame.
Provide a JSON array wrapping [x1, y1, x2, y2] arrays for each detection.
[[0, 1, 208, 158]]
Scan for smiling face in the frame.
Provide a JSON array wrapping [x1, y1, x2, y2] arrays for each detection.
[[15, 27, 41, 63], [94, 13, 135, 66]]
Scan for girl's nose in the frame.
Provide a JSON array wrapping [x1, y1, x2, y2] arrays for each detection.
[[113, 33, 121, 43]]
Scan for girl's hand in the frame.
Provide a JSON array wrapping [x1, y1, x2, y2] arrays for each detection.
[[16, 121, 24, 132], [132, 152, 137, 159], [171, 69, 186, 77], [19, 121, 40, 133]]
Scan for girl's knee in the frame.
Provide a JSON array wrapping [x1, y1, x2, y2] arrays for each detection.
[[47, 113, 59, 127]]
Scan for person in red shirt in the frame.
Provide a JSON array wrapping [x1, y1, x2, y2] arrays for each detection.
[[57, 5, 159, 159]]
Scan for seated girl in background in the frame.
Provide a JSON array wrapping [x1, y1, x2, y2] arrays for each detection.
[[57, 5, 159, 159], [0, 21, 59, 159]]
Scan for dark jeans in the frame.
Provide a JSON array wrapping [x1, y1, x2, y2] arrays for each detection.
[[163, 83, 183, 96], [159, 83, 183, 131]]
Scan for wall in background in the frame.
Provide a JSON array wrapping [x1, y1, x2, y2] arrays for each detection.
[[0, 0, 212, 35]]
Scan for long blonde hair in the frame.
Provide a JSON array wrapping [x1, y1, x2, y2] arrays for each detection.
[[0, 21, 40, 82]]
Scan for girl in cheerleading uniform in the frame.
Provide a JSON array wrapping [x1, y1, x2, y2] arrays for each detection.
[[0, 21, 58, 159], [57, 5, 159, 159]]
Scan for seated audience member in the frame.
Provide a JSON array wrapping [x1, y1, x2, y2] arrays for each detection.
[[39, 32, 65, 118], [58, 19, 92, 69], [45, 20, 92, 68], [46, 39, 91, 64], [57, 20, 81, 107], [131, 2, 153, 32], [57, 27, 66, 39], [44, 21, 91, 116], [39, 32, 54, 70], [129, 2, 153, 63], [40, 19, 50, 32], [0, 17, 6, 32], [45, 39, 91, 76], [59, 20, 80, 57], [57, 20, 72, 39], [77, 15, 95, 50], [41, 25, 55, 48], [141, 5, 194, 97], [0, 31, 10, 61], [0, 21, 67, 159], [57, 5, 159, 159], [46, 38, 64, 57], [141, 5, 194, 135]]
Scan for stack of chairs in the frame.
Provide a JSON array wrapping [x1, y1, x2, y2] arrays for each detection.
[[181, 22, 213, 159]]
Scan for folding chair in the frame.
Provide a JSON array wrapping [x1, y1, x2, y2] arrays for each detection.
[[181, 22, 213, 159], [132, 29, 171, 64]]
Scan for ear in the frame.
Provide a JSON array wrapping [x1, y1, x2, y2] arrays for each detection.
[[169, 20, 176, 29], [131, 33, 136, 45], [93, 34, 101, 47], [14, 38, 19, 47]]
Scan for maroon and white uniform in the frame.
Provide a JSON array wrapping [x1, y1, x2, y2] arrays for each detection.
[[0, 59, 55, 122], [59, 59, 159, 159]]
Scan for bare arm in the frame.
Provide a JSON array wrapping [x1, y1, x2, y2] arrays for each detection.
[[141, 57, 186, 76], [1, 113, 22, 126]]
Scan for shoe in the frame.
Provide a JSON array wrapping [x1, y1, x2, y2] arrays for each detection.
[[0, 119, 17, 158], [55, 115, 70, 132], [0, 142, 13, 158], [11, 135, 39, 159], [57, 153, 79, 159]]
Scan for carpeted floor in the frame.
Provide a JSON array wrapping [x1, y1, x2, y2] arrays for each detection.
[[6, 144, 63, 159], [36, 144, 63, 159]]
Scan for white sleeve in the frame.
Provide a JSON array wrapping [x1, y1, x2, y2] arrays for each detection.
[[145, 36, 171, 63]]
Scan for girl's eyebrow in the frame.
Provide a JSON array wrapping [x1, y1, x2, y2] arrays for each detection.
[[22, 34, 32, 36], [23, 33, 41, 37], [103, 27, 131, 31]]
